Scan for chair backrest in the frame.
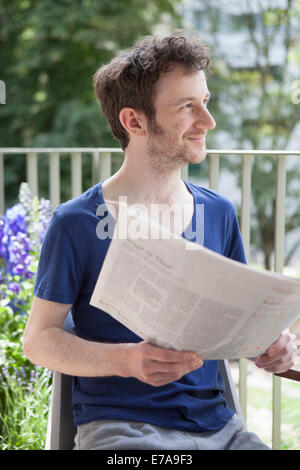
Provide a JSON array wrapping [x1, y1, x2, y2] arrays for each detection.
[[45, 315, 245, 450], [45, 314, 76, 450], [45, 370, 74, 450]]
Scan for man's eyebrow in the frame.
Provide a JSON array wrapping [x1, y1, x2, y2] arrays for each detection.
[[173, 93, 210, 106]]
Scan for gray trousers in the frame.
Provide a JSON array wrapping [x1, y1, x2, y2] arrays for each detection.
[[73, 413, 271, 450]]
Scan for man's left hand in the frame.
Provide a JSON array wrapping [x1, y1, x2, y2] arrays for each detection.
[[254, 329, 298, 373]]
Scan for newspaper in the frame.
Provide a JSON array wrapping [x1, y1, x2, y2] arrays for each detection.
[[90, 208, 300, 360]]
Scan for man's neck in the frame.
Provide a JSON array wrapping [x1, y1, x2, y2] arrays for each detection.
[[109, 171, 185, 206], [102, 152, 190, 207], [101, 151, 194, 237]]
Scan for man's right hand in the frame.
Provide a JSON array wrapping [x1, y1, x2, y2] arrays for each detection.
[[123, 341, 204, 387]]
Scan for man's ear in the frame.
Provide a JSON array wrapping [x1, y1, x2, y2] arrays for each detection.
[[119, 108, 147, 138]]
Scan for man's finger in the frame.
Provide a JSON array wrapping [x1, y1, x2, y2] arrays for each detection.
[[148, 357, 204, 372], [256, 341, 297, 370], [266, 331, 295, 357], [144, 343, 202, 364]]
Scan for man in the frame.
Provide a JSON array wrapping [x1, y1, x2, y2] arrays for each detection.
[[23, 32, 296, 450]]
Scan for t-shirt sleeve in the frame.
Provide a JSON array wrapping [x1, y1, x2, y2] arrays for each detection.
[[224, 204, 247, 264], [33, 211, 85, 304]]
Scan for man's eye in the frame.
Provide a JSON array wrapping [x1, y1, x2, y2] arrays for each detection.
[[183, 103, 193, 109]]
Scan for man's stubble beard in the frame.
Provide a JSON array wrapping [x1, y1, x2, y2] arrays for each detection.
[[146, 121, 206, 174]]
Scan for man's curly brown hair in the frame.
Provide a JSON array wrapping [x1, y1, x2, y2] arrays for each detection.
[[93, 31, 211, 150]]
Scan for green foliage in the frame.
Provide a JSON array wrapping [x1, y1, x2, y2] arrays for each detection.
[[0, 366, 51, 450], [0, 186, 53, 449], [0, 280, 34, 368], [0, 278, 52, 450], [0, 0, 182, 205], [246, 381, 300, 450]]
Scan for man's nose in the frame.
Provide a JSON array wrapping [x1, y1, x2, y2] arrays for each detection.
[[194, 107, 216, 130]]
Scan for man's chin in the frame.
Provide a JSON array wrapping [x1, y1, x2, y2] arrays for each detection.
[[187, 148, 207, 164]]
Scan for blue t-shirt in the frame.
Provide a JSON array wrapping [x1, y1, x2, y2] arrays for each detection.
[[33, 180, 246, 431]]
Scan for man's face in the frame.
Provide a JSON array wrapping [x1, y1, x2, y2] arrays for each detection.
[[146, 64, 216, 172]]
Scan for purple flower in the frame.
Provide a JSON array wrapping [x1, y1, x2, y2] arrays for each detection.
[[28, 198, 52, 247], [0, 220, 9, 260], [0, 184, 52, 299], [5, 203, 27, 236], [0, 215, 5, 239], [8, 282, 21, 294], [1, 205, 29, 272], [2, 364, 9, 380], [5, 231, 34, 278]]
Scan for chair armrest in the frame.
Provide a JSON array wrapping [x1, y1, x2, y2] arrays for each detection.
[[274, 366, 300, 382]]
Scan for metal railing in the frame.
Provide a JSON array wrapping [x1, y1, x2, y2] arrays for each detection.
[[1, 147, 300, 449]]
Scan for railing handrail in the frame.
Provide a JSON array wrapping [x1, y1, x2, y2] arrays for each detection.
[[0, 147, 124, 153], [1, 147, 300, 155]]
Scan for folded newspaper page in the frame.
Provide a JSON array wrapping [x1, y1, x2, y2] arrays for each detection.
[[90, 207, 300, 359]]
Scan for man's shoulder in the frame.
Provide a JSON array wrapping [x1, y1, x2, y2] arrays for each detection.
[[53, 183, 101, 224], [187, 181, 236, 213]]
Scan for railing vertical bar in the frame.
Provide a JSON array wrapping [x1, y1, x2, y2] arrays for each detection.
[[100, 152, 112, 180], [49, 152, 60, 211], [92, 151, 100, 186], [181, 164, 189, 180], [26, 152, 38, 198], [71, 152, 82, 198], [241, 155, 252, 257], [0, 152, 5, 214], [209, 154, 219, 191], [274, 155, 286, 273], [272, 376, 281, 450], [272, 155, 286, 450], [239, 154, 252, 424]]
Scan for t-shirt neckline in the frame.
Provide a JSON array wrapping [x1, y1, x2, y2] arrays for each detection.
[[97, 179, 199, 238]]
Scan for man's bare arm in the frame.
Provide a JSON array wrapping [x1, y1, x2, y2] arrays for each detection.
[[22, 296, 132, 378], [23, 296, 203, 386]]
